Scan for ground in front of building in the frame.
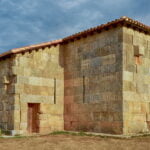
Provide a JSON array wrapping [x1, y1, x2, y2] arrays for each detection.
[[0, 133, 150, 150]]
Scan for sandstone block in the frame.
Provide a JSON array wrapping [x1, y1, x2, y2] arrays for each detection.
[[134, 45, 145, 56], [123, 33, 133, 44], [124, 71, 133, 81]]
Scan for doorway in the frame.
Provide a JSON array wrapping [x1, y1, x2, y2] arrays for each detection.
[[28, 103, 40, 133]]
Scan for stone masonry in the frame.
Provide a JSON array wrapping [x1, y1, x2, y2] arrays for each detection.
[[64, 27, 123, 134], [0, 46, 64, 135], [0, 16, 149, 135], [123, 27, 150, 134]]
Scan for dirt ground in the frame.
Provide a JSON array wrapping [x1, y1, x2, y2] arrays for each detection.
[[0, 134, 150, 150]]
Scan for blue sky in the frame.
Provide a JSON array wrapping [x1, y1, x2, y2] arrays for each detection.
[[0, 0, 149, 53]]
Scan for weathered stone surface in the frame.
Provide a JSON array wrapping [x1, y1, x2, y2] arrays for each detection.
[[0, 58, 15, 132], [64, 28, 123, 134], [0, 45, 64, 135], [134, 45, 145, 56], [0, 25, 149, 136], [123, 27, 150, 135]]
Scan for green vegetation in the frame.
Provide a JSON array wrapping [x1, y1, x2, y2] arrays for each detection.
[[51, 131, 91, 136], [51, 131, 115, 138], [0, 129, 2, 136], [1, 130, 150, 139], [50, 131, 150, 139]]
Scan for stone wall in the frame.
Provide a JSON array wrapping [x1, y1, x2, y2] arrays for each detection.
[[64, 27, 123, 134], [0, 57, 16, 133], [123, 27, 150, 134], [12, 45, 64, 134], [1, 25, 149, 136]]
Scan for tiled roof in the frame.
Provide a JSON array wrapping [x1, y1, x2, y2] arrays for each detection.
[[0, 16, 149, 59], [0, 39, 62, 59], [63, 16, 150, 42]]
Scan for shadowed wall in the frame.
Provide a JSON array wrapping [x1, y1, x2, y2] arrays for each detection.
[[64, 27, 123, 134]]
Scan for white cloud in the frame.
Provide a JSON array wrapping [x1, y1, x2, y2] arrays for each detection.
[[17, 0, 38, 15], [0, 0, 149, 53], [94, 0, 132, 7], [56, 0, 88, 9], [80, 9, 103, 21]]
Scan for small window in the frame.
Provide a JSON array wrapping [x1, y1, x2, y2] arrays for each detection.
[[149, 103, 150, 113], [135, 55, 142, 65], [54, 78, 56, 104], [83, 76, 85, 103], [134, 45, 144, 66]]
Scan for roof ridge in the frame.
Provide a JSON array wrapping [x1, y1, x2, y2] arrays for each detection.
[[63, 16, 149, 41], [11, 39, 63, 53], [121, 16, 150, 27]]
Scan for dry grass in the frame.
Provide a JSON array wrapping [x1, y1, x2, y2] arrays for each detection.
[[0, 133, 150, 150]]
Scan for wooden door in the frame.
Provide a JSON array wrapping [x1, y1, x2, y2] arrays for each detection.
[[28, 103, 40, 133]]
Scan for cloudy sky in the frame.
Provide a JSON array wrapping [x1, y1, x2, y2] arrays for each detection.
[[0, 0, 149, 53]]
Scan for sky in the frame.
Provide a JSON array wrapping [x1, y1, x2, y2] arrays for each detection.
[[0, 0, 149, 53]]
